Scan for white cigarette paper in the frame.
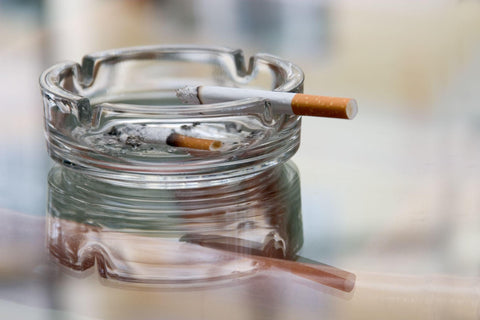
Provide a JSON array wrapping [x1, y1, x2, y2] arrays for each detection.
[[176, 85, 358, 120]]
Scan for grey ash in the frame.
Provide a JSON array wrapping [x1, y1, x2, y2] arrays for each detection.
[[225, 122, 243, 133], [125, 136, 143, 148], [181, 122, 202, 131], [247, 130, 261, 139], [105, 125, 144, 149]]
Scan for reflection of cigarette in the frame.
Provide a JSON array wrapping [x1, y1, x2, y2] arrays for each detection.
[[180, 233, 356, 292], [167, 133, 222, 151], [176, 85, 358, 120]]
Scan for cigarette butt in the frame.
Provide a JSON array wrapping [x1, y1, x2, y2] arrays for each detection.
[[291, 94, 358, 119], [166, 133, 222, 151]]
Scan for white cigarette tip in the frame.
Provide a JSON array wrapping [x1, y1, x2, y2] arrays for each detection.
[[176, 86, 200, 104], [346, 99, 358, 119]]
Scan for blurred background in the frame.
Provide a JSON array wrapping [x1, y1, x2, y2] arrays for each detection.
[[1, 0, 480, 319]]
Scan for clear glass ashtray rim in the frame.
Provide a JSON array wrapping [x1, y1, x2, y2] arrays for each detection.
[[39, 44, 305, 106], [39, 45, 305, 181]]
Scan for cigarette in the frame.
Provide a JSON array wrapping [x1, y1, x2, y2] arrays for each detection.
[[166, 132, 222, 151], [176, 85, 358, 120], [112, 125, 223, 151]]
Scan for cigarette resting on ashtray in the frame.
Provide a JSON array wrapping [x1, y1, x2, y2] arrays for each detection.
[[177, 85, 358, 120]]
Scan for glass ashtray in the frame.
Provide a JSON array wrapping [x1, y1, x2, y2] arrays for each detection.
[[40, 45, 304, 186], [40, 46, 305, 285]]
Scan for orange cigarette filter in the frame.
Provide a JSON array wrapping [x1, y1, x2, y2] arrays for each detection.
[[291, 94, 357, 119], [166, 133, 223, 151]]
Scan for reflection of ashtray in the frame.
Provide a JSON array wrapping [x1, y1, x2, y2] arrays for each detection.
[[47, 163, 303, 285]]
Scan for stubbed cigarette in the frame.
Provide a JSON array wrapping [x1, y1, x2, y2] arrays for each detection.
[[111, 125, 223, 151], [176, 85, 358, 120], [166, 132, 222, 151]]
